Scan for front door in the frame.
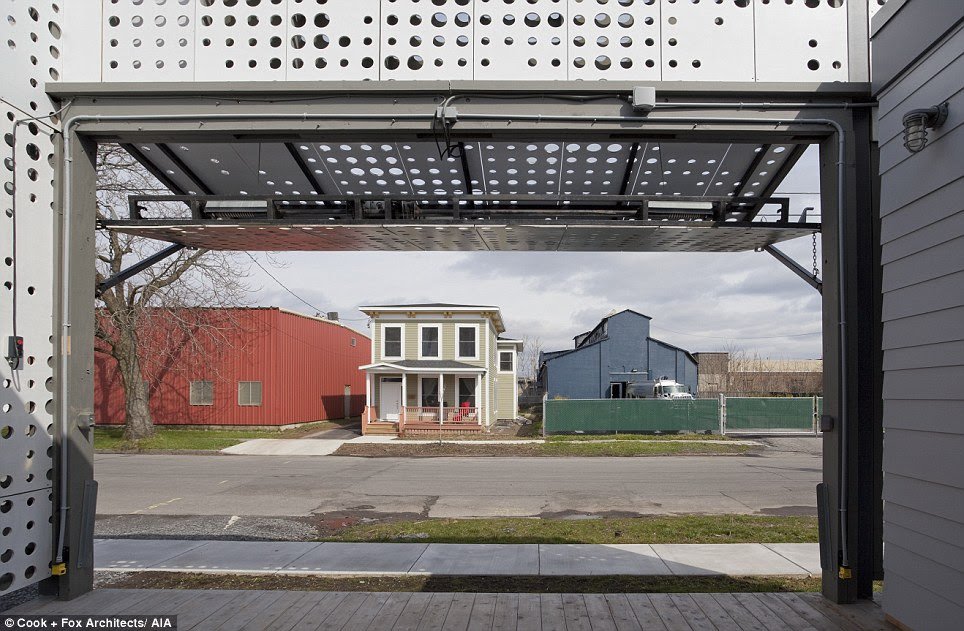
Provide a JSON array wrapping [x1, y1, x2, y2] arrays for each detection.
[[379, 378, 403, 422]]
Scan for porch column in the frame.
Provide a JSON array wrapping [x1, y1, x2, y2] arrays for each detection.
[[476, 374, 482, 425], [438, 373, 444, 423], [365, 373, 371, 409], [401, 374, 407, 425]]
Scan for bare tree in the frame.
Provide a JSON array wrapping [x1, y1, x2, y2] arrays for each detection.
[[94, 145, 253, 441], [518, 335, 544, 383]]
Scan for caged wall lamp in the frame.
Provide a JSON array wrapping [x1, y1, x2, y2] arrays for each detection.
[[901, 102, 949, 153]]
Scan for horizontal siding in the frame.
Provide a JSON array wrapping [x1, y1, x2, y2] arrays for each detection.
[[882, 304, 964, 349], [885, 523, 964, 575], [879, 124, 964, 212], [882, 428, 964, 488], [883, 572, 964, 631], [881, 270, 964, 320], [882, 339, 964, 371], [883, 399, 964, 432], [880, 210, 964, 265], [882, 365, 964, 400], [885, 502, 964, 551], [882, 474, 964, 525], [880, 177, 964, 243], [882, 542, 964, 612]]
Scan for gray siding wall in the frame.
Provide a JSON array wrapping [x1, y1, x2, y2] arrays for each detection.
[[875, 7, 964, 630], [543, 311, 698, 398]]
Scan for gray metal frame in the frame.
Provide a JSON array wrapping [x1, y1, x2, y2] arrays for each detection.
[[51, 82, 881, 604]]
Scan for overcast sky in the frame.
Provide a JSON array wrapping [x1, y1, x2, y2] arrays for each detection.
[[246, 147, 825, 361]]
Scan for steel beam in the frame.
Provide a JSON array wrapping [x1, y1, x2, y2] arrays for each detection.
[[764, 245, 822, 293], [94, 243, 186, 297]]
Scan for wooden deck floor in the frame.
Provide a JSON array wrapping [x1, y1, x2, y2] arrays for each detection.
[[11, 589, 893, 630]]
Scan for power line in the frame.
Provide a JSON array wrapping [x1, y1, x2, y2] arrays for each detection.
[[245, 253, 369, 321], [651, 324, 822, 340]]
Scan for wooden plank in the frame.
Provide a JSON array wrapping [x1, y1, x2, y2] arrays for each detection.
[[730, 593, 793, 631], [669, 595, 716, 631], [561, 594, 594, 631], [688, 593, 742, 631], [755, 593, 820, 631], [794, 593, 886, 631], [289, 592, 350, 631], [648, 593, 694, 631], [392, 592, 434, 631], [240, 591, 321, 631], [583, 594, 619, 631], [121, 589, 205, 616], [441, 593, 477, 631], [541, 593, 569, 631], [18, 589, 144, 615], [603, 594, 644, 631], [417, 593, 456, 631], [317, 592, 370, 630], [625, 594, 669, 630], [467, 593, 498, 631], [515, 593, 542, 631], [708, 594, 765, 631], [769, 594, 855, 631], [364, 592, 414, 631], [341, 592, 393, 631], [491, 592, 519, 631], [178, 590, 263, 631], [212, 590, 286, 630]]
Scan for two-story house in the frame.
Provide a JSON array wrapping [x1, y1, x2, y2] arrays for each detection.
[[359, 304, 522, 436]]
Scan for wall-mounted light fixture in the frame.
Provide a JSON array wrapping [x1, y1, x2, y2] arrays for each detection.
[[902, 102, 949, 153]]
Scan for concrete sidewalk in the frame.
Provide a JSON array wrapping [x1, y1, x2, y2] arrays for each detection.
[[94, 539, 820, 576]]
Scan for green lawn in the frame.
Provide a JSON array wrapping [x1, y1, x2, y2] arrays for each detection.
[[540, 440, 750, 456], [320, 515, 818, 545], [546, 433, 734, 442], [94, 419, 351, 451]]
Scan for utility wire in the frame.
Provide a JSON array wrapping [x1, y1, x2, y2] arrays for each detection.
[[245, 253, 367, 321]]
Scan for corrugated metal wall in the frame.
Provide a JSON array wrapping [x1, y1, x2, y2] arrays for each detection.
[[94, 308, 371, 426]]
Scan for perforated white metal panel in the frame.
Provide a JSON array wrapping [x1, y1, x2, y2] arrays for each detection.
[[568, 0, 661, 80], [0, 0, 64, 114], [286, 1, 380, 80], [102, 0, 196, 81], [661, 0, 755, 81], [381, 0, 475, 80], [476, 0, 568, 80], [626, 143, 762, 198], [0, 102, 57, 595], [195, 0, 288, 80], [755, 0, 849, 82]]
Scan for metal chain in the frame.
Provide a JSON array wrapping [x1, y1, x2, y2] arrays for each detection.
[[811, 232, 819, 278]]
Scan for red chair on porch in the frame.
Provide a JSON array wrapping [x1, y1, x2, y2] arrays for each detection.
[[453, 400, 470, 422]]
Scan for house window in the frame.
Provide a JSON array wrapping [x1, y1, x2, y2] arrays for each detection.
[[458, 378, 476, 407], [189, 381, 213, 406], [350, 337, 356, 347], [457, 325, 477, 359], [499, 351, 513, 372], [383, 325, 402, 358], [420, 377, 440, 407], [238, 381, 262, 406], [420, 326, 439, 358]]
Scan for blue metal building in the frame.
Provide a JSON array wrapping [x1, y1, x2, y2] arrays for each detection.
[[539, 310, 698, 399]]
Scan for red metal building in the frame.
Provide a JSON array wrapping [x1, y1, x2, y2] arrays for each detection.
[[95, 307, 371, 427]]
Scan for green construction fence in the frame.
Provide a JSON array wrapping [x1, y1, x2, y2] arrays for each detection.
[[543, 399, 720, 433], [724, 397, 818, 432]]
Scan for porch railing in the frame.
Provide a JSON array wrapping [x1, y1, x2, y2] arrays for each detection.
[[403, 406, 480, 424]]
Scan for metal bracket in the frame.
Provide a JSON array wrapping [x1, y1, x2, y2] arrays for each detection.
[[763, 244, 822, 294], [95, 243, 186, 297]]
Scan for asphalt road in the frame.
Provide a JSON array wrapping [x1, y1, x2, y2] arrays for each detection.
[[94, 442, 821, 533]]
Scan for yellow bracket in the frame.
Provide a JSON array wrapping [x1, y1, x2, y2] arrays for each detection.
[[838, 566, 853, 579], [50, 563, 67, 576]]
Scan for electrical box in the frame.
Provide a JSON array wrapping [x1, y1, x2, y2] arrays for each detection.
[[7, 335, 24, 369], [632, 87, 656, 113]]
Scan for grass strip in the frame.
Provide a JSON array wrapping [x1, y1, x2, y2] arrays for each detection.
[[546, 433, 733, 442], [95, 419, 353, 452], [319, 515, 818, 545], [106, 572, 829, 594]]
